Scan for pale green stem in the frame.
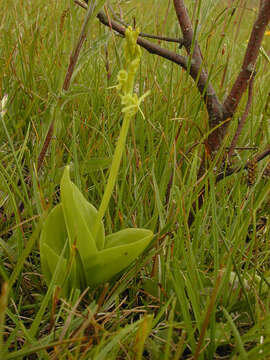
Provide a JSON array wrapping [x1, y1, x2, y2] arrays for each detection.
[[93, 113, 132, 238]]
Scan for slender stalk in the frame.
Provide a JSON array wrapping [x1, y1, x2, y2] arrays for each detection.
[[93, 114, 132, 238]]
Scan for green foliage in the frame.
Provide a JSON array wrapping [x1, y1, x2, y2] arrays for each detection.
[[1, 0, 270, 358]]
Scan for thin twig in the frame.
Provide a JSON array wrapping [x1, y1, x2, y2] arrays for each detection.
[[63, 1, 96, 90], [37, 119, 55, 172], [62, 33, 86, 90], [139, 33, 184, 45], [216, 146, 270, 183]]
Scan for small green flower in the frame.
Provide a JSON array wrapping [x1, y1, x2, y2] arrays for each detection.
[[121, 91, 150, 118]]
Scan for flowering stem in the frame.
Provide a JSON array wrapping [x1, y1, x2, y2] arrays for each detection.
[[93, 114, 132, 239], [92, 26, 148, 239]]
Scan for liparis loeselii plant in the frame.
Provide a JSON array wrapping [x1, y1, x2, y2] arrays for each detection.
[[40, 27, 153, 296]]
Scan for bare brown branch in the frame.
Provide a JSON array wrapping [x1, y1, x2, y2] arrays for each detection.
[[173, 0, 199, 55]]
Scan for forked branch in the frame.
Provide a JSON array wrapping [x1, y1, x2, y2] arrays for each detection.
[[93, 1, 270, 155]]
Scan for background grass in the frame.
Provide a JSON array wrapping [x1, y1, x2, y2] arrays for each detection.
[[1, 0, 270, 359]]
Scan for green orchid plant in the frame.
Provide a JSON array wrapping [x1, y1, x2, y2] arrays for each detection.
[[40, 27, 153, 296]]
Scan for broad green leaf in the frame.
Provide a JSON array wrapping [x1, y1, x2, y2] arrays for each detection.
[[85, 228, 153, 285], [60, 166, 105, 256], [39, 204, 81, 293], [40, 204, 70, 293], [105, 228, 152, 248]]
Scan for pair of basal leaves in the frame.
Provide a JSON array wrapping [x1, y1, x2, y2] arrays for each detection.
[[40, 167, 153, 295]]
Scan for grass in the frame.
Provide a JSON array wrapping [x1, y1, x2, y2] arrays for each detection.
[[1, 0, 270, 358]]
